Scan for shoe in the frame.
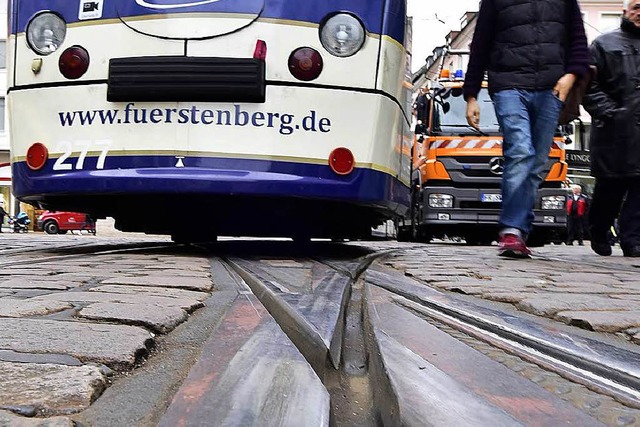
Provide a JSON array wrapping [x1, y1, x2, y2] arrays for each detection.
[[566, 241, 573, 246], [623, 246, 640, 257], [591, 240, 612, 256], [578, 241, 584, 246], [498, 234, 531, 258]]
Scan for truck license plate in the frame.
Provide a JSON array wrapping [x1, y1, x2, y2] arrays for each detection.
[[481, 193, 502, 203]]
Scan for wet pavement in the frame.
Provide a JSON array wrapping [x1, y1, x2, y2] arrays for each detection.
[[0, 227, 639, 426]]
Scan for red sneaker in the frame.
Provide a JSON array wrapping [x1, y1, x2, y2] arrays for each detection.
[[498, 234, 531, 258]]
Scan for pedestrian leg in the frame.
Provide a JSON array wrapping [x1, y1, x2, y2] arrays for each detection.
[[619, 178, 640, 254], [589, 178, 626, 249]]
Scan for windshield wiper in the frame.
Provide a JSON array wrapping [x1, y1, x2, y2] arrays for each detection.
[[440, 125, 490, 136]]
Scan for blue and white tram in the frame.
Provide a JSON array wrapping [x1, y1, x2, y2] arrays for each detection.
[[8, 0, 412, 241]]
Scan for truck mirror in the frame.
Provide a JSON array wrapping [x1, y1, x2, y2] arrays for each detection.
[[565, 137, 573, 145], [563, 124, 575, 134]]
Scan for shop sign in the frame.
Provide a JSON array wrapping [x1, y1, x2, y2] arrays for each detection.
[[565, 150, 591, 168]]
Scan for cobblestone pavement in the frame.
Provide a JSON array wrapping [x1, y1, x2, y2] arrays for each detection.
[[0, 228, 201, 424], [376, 241, 640, 346], [1, 229, 639, 425]]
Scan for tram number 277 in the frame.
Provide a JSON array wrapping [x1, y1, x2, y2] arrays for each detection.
[[52, 140, 112, 171]]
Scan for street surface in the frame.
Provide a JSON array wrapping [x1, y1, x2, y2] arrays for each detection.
[[1, 222, 640, 426]]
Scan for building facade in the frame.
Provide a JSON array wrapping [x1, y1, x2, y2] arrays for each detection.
[[0, 0, 10, 209]]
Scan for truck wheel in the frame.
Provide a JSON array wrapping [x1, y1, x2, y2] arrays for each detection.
[[410, 188, 426, 242], [44, 221, 59, 235]]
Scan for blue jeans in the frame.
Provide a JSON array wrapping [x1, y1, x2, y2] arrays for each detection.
[[492, 89, 563, 236]]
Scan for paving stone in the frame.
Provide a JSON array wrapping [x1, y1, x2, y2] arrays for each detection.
[[0, 350, 82, 366], [555, 311, 640, 333], [143, 269, 210, 278], [407, 273, 477, 283], [483, 293, 528, 303], [519, 286, 635, 295], [610, 294, 640, 301], [78, 302, 188, 334], [32, 291, 203, 312], [516, 294, 637, 316], [99, 275, 212, 291], [432, 284, 485, 295], [545, 273, 624, 286], [0, 410, 72, 426], [0, 361, 105, 415], [0, 318, 152, 369], [90, 285, 209, 301], [0, 299, 72, 317], [0, 278, 76, 291], [0, 268, 60, 277]]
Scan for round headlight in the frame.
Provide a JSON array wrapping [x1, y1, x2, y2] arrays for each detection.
[[320, 13, 365, 58], [26, 12, 67, 56]]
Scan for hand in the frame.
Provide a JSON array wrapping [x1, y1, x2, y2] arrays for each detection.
[[466, 97, 480, 129], [553, 73, 577, 102]]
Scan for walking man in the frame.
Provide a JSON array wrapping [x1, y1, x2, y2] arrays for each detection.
[[463, 0, 590, 258], [566, 184, 588, 245], [0, 201, 6, 233], [582, 0, 640, 257]]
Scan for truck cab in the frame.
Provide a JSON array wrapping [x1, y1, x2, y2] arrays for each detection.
[[401, 74, 568, 245]]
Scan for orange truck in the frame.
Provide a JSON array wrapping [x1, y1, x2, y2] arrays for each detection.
[[399, 75, 569, 246]]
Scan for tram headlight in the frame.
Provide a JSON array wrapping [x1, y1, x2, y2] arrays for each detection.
[[319, 13, 365, 57], [26, 12, 67, 56]]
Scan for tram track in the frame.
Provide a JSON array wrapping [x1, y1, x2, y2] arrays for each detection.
[[367, 263, 640, 417], [3, 238, 640, 425], [215, 247, 640, 425]]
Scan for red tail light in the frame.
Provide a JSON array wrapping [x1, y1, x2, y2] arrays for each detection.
[[288, 47, 323, 81], [254, 39, 267, 61], [329, 147, 355, 175], [26, 142, 48, 171], [59, 46, 90, 79]]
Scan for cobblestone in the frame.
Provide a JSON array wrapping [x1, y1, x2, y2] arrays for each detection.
[[0, 299, 72, 317], [99, 275, 212, 292], [0, 361, 105, 415], [0, 319, 152, 369], [555, 311, 640, 333], [32, 291, 204, 312], [0, 410, 72, 426], [78, 302, 188, 333]]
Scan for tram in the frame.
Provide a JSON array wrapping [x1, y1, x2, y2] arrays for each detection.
[[7, 0, 412, 241]]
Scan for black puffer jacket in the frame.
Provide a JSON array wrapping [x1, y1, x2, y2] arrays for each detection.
[[489, 0, 568, 92], [583, 19, 640, 179]]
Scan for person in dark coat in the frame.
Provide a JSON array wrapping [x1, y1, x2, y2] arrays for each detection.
[[566, 184, 588, 245], [414, 87, 430, 134], [0, 201, 6, 233], [463, 0, 590, 258], [582, 0, 640, 257]]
